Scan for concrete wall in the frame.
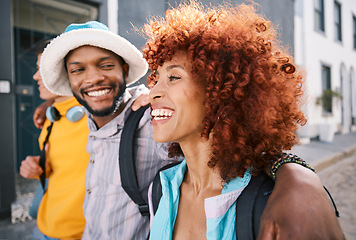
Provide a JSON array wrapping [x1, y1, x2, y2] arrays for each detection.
[[117, 0, 294, 53], [116, 0, 295, 85], [235, 0, 295, 55]]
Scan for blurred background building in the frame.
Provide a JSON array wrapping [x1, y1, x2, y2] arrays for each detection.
[[295, 0, 356, 142], [0, 0, 355, 220]]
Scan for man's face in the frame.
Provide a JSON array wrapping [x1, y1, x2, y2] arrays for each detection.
[[65, 45, 128, 117]]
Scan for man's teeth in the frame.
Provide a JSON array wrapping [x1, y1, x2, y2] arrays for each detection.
[[151, 109, 173, 120], [87, 89, 110, 97]]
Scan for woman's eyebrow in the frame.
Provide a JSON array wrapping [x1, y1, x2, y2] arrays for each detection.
[[166, 64, 184, 71]]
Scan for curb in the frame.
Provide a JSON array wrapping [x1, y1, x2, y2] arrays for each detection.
[[313, 145, 356, 172]]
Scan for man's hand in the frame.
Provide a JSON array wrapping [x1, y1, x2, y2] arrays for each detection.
[[33, 100, 53, 129], [131, 91, 149, 111], [258, 164, 345, 240], [20, 155, 43, 179]]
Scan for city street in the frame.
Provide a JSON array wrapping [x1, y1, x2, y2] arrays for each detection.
[[317, 153, 356, 240], [1, 153, 355, 239], [1, 0, 356, 240]]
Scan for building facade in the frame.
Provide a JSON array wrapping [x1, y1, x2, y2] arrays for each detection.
[[295, 0, 356, 141]]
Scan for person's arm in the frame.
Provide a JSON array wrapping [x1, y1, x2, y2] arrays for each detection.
[[33, 100, 53, 129], [258, 163, 345, 239]]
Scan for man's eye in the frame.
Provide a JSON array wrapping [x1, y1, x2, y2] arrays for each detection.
[[70, 68, 83, 74], [101, 64, 114, 68], [168, 75, 180, 81]]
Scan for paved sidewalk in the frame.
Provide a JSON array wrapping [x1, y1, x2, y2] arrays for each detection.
[[291, 131, 356, 171], [1, 131, 356, 239], [317, 153, 356, 239]]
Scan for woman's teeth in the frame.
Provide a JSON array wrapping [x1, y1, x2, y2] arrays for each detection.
[[151, 108, 174, 120]]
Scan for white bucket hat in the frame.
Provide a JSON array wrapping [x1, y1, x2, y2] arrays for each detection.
[[40, 21, 148, 96]]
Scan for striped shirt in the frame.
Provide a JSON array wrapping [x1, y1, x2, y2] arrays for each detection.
[[82, 85, 173, 239]]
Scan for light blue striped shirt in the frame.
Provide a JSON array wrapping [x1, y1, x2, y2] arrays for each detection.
[[82, 85, 173, 240]]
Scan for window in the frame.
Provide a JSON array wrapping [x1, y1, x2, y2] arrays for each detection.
[[334, 1, 342, 41], [322, 66, 332, 113], [353, 15, 356, 49], [315, 0, 325, 32]]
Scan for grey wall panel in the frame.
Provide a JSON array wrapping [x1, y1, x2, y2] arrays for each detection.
[[118, 0, 167, 50], [118, 0, 294, 54], [0, 0, 16, 219]]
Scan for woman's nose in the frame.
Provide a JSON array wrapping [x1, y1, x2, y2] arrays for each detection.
[[149, 79, 165, 101]]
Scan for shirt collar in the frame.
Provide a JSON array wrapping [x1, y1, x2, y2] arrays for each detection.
[[86, 85, 149, 138]]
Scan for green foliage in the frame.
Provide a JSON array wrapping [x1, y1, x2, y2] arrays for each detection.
[[316, 89, 343, 113]]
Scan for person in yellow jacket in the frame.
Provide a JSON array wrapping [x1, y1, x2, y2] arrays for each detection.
[[20, 39, 89, 240]]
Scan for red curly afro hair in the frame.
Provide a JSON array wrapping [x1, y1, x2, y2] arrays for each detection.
[[143, 1, 307, 181]]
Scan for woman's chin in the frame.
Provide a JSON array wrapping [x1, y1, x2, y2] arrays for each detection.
[[152, 133, 171, 143]]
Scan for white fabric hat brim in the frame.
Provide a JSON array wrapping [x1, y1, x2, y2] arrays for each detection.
[[40, 28, 148, 96]]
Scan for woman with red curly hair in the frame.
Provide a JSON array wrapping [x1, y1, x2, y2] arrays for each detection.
[[144, 1, 343, 239]]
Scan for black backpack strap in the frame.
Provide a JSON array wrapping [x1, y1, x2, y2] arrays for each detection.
[[151, 161, 182, 214], [151, 163, 274, 239], [119, 105, 149, 216], [39, 122, 54, 191], [323, 186, 340, 217], [236, 172, 274, 240]]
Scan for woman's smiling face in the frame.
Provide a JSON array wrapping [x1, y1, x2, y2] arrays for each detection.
[[149, 51, 206, 145]]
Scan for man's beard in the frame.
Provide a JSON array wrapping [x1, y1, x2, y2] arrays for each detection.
[[72, 83, 126, 117]]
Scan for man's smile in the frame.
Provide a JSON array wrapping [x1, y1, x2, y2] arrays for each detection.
[[86, 89, 111, 97]]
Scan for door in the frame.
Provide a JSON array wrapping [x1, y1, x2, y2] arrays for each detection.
[[12, 0, 98, 170]]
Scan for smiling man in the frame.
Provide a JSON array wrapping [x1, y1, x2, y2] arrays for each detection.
[[40, 21, 173, 239], [65, 45, 128, 127], [39, 21, 344, 240]]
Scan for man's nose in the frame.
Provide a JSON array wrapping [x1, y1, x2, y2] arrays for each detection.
[[85, 67, 105, 84]]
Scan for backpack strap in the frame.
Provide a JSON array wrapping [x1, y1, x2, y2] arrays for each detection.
[[39, 122, 54, 191], [151, 164, 274, 240], [119, 105, 150, 216], [235, 172, 274, 240], [150, 155, 340, 239]]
